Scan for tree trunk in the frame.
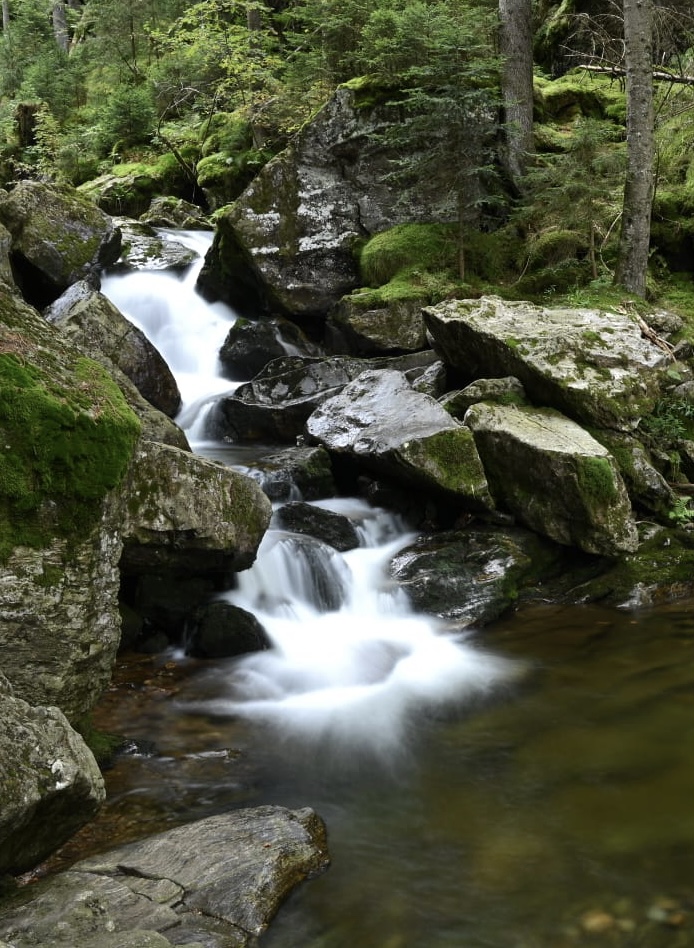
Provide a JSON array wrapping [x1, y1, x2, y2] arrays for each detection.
[[614, 0, 655, 297], [52, 2, 69, 52], [2, 0, 10, 33], [498, 0, 534, 186]]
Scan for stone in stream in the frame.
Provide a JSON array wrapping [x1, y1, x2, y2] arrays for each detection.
[[186, 600, 270, 659], [0, 807, 330, 948], [274, 501, 361, 551], [465, 402, 638, 556], [0, 673, 105, 876]]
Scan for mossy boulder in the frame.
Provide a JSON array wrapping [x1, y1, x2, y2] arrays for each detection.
[[327, 295, 428, 356], [79, 166, 163, 219], [197, 85, 464, 320], [46, 283, 182, 417], [1, 282, 141, 716], [0, 182, 121, 307], [465, 402, 638, 556], [139, 196, 211, 230], [424, 296, 669, 432], [121, 440, 272, 575], [305, 368, 495, 510]]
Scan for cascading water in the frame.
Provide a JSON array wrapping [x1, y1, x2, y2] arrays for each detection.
[[102, 231, 514, 753], [93, 231, 694, 948]]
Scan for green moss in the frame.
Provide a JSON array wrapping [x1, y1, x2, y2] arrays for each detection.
[[360, 223, 458, 287], [0, 351, 141, 561], [341, 75, 401, 110], [576, 455, 618, 506], [74, 715, 126, 768]]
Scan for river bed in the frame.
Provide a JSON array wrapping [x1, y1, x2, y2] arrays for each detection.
[[61, 231, 694, 947]]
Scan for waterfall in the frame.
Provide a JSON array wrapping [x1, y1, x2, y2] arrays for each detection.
[[102, 231, 515, 756]]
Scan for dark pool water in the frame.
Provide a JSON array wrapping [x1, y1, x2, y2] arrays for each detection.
[[51, 598, 694, 948]]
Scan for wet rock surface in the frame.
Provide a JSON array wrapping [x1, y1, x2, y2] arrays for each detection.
[[45, 282, 182, 417], [0, 807, 330, 948], [424, 296, 671, 431], [0, 673, 105, 875]]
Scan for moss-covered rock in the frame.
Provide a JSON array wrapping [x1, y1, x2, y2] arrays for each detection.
[[0, 181, 121, 307], [424, 296, 669, 432], [1, 283, 140, 560], [465, 402, 638, 555], [1, 282, 141, 716]]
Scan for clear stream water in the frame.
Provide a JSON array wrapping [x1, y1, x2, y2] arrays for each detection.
[[80, 234, 694, 947]]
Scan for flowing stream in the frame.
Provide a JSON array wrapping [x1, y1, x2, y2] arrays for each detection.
[[90, 233, 694, 948]]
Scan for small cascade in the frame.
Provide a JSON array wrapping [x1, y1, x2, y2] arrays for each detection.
[[102, 230, 514, 756], [101, 230, 238, 442]]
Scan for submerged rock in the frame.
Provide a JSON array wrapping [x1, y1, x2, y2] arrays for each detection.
[[0, 807, 329, 947], [390, 527, 566, 627], [465, 402, 638, 555], [0, 673, 105, 875], [424, 296, 669, 431], [242, 445, 336, 501]]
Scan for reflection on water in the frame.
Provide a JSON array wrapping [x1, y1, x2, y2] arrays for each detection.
[[72, 600, 694, 948]]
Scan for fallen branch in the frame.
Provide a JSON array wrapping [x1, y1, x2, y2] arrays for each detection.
[[577, 64, 694, 86]]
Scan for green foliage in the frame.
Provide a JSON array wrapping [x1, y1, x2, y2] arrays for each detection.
[[515, 116, 625, 289], [668, 494, 694, 527], [95, 84, 157, 155], [640, 397, 694, 447]]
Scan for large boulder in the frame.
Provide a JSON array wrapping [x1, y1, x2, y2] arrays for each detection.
[[0, 182, 121, 307], [121, 440, 272, 574], [0, 674, 105, 876], [45, 283, 182, 418], [210, 351, 438, 443], [423, 296, 670, 431], [1, 285, 141, 716], [197, 84, 461, 320], [465, 402, 639, 555], [0, 807, 329, 947], [305, 368, 494, 509]]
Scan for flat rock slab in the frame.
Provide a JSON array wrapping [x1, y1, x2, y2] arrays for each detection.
[[465, 402, 638, 555], [0, 806, 329, 948], [424, 296, 669, 431]]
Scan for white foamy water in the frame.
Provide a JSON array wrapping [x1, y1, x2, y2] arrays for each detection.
[[197, 499, 515, 752], [104, 230, 515, 753], [101, 230, 238, 440]]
